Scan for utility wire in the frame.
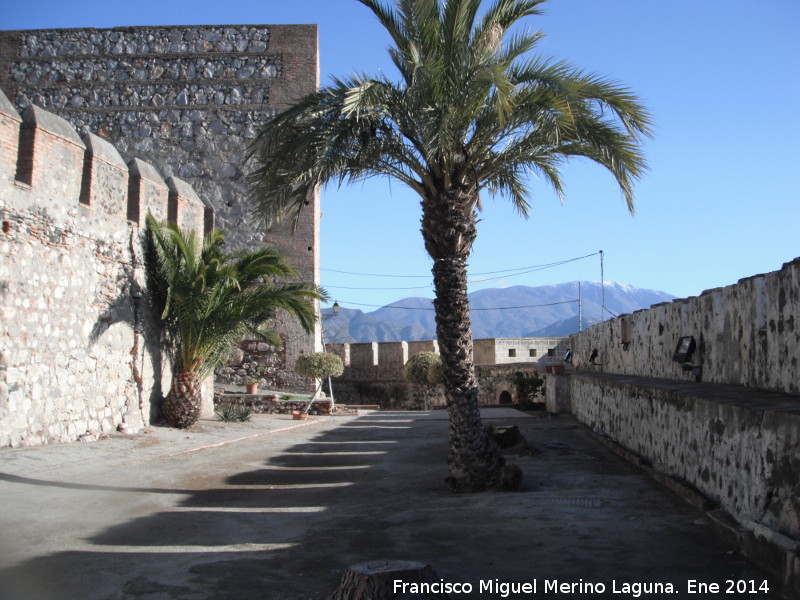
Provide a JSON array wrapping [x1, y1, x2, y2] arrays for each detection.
[[321, 252, 599, 280], [325, 299, 579, 312], [322, 252, 600, 291]]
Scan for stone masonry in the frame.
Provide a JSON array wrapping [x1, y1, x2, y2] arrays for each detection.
[[327, 338, 566, 409], [555, 257, 800, 595], [0, 86, 210, 446], [0, 25, 322, 390]]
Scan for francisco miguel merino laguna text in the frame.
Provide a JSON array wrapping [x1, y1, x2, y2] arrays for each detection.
[[394, 578, 677, 597]]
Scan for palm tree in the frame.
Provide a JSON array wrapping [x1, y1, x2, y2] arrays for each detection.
[[248, 0, 651, 491], [145, 215, 326, 428]]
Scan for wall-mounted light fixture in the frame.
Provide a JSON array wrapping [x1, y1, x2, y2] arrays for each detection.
[[672, 336, 696, 362], [620, 316, 631, 350], [672, 336, 702, 381]]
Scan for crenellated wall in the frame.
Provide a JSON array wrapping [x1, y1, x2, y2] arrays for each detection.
[[0, 24, 322, 392], [326, 338, 556, 408], [0, 86, 210, 447]]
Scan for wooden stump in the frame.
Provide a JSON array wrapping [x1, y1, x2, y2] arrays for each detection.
[[328, 561, 450, 600]]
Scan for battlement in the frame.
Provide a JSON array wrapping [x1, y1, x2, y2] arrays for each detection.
[[0, 84, 211, 447], [1, 23, 322, 395], [0, 87, 209, 237], [332, 337, 567, 371]]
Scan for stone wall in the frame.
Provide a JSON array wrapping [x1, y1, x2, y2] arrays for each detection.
[[567, 372, 799, 596], [556, 258, 800, 594], [327, 339, 550, 408], [0, 24, 322, 389], [474, 336, 569, 366], [569, 257, 799, 395], [0, 86, 209, 447]]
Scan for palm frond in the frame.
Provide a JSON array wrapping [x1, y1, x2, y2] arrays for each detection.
[[249, 0, 651, 226], [144, 217, 327, 379]]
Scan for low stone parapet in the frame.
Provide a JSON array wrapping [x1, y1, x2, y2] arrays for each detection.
[[567, 371, 800, 596], [213, 391, 334, 416]]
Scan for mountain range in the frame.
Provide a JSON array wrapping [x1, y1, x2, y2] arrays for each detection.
[[321, 281, 675, 343]]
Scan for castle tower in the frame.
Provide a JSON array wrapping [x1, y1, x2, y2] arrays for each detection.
[[0, 25, 322, 389]]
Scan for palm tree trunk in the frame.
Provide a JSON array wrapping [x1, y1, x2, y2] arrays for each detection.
[[422, 191, 521, 492], [162, 369, 202, 429]]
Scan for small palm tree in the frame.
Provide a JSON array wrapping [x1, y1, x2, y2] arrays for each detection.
[[145, 214, 326, 428], [248, 0, 651, 490]]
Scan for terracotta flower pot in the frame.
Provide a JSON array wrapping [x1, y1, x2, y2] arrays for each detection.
[[246, 382, 258, 394], [291, 410, 308, 420]]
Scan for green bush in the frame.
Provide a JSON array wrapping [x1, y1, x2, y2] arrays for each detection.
[[403, 352, 443, 386], [294, 352, 345, 379], [512, 371, 544, 411]]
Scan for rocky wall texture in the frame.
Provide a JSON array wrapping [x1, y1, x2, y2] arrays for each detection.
[[0, 25, 322, 390], [569, 372, 800, 594], [569, 258, 799, 396], [216, 338, 314, 393], [0, 87, 208, 447]]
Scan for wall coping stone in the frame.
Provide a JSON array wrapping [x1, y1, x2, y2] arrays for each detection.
[[83, 132, 126, 169], [22, 104, 85, 148], [572, 371, 800, 414], [0, 87, 20, 121], [166, 175, 202, 203], [129, 157, 166, 188]]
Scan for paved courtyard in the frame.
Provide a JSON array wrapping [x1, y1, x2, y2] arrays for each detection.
[[0, 409, 782, 599]]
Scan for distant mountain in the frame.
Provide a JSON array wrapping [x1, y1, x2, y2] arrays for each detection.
[[322, 281, 674, 343]]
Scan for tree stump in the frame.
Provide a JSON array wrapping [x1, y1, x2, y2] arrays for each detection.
[[328, 561, 450, 600]]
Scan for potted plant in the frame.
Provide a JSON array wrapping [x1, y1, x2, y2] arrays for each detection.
[[244, 367, 268, 394]]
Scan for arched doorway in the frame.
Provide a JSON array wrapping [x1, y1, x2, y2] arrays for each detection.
[[498, 390, 513, 405]]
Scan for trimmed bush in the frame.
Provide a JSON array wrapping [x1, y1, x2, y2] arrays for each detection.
[[295, 352, 345, 379], [404, 352, 443, 386]]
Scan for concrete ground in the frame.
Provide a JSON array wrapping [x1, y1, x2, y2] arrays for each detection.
[[0, 408, 783, 600]]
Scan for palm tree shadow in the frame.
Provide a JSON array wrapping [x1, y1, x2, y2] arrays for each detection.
[[86, 276, 170, 424]]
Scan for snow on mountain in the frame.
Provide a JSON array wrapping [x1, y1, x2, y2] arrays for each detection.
[[321, 281, 675, 343]]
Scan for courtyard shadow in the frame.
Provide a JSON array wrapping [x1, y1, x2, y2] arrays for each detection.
[[0, 411, 784, 600]]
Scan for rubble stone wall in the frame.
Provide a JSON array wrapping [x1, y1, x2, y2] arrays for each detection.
[[326, 340, 545, 408], [0, 24, 322, 391], [557, 259, 800, 593], [569, 257, 799, 395], [0, 87, 208, 447]]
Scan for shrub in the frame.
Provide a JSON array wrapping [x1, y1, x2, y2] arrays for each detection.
[[234, 407, 252, 422], [512, 371, 544, 411], [295, 352, 345, 379], [404, 352, 443, 386]]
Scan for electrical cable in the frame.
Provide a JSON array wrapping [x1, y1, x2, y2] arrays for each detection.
[[324, 299, 579, 312], [321, 251, 601, 291], [321, 252, 599, 278]]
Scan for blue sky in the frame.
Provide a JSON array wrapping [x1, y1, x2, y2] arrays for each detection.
[[3, 0, 799, 312]]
